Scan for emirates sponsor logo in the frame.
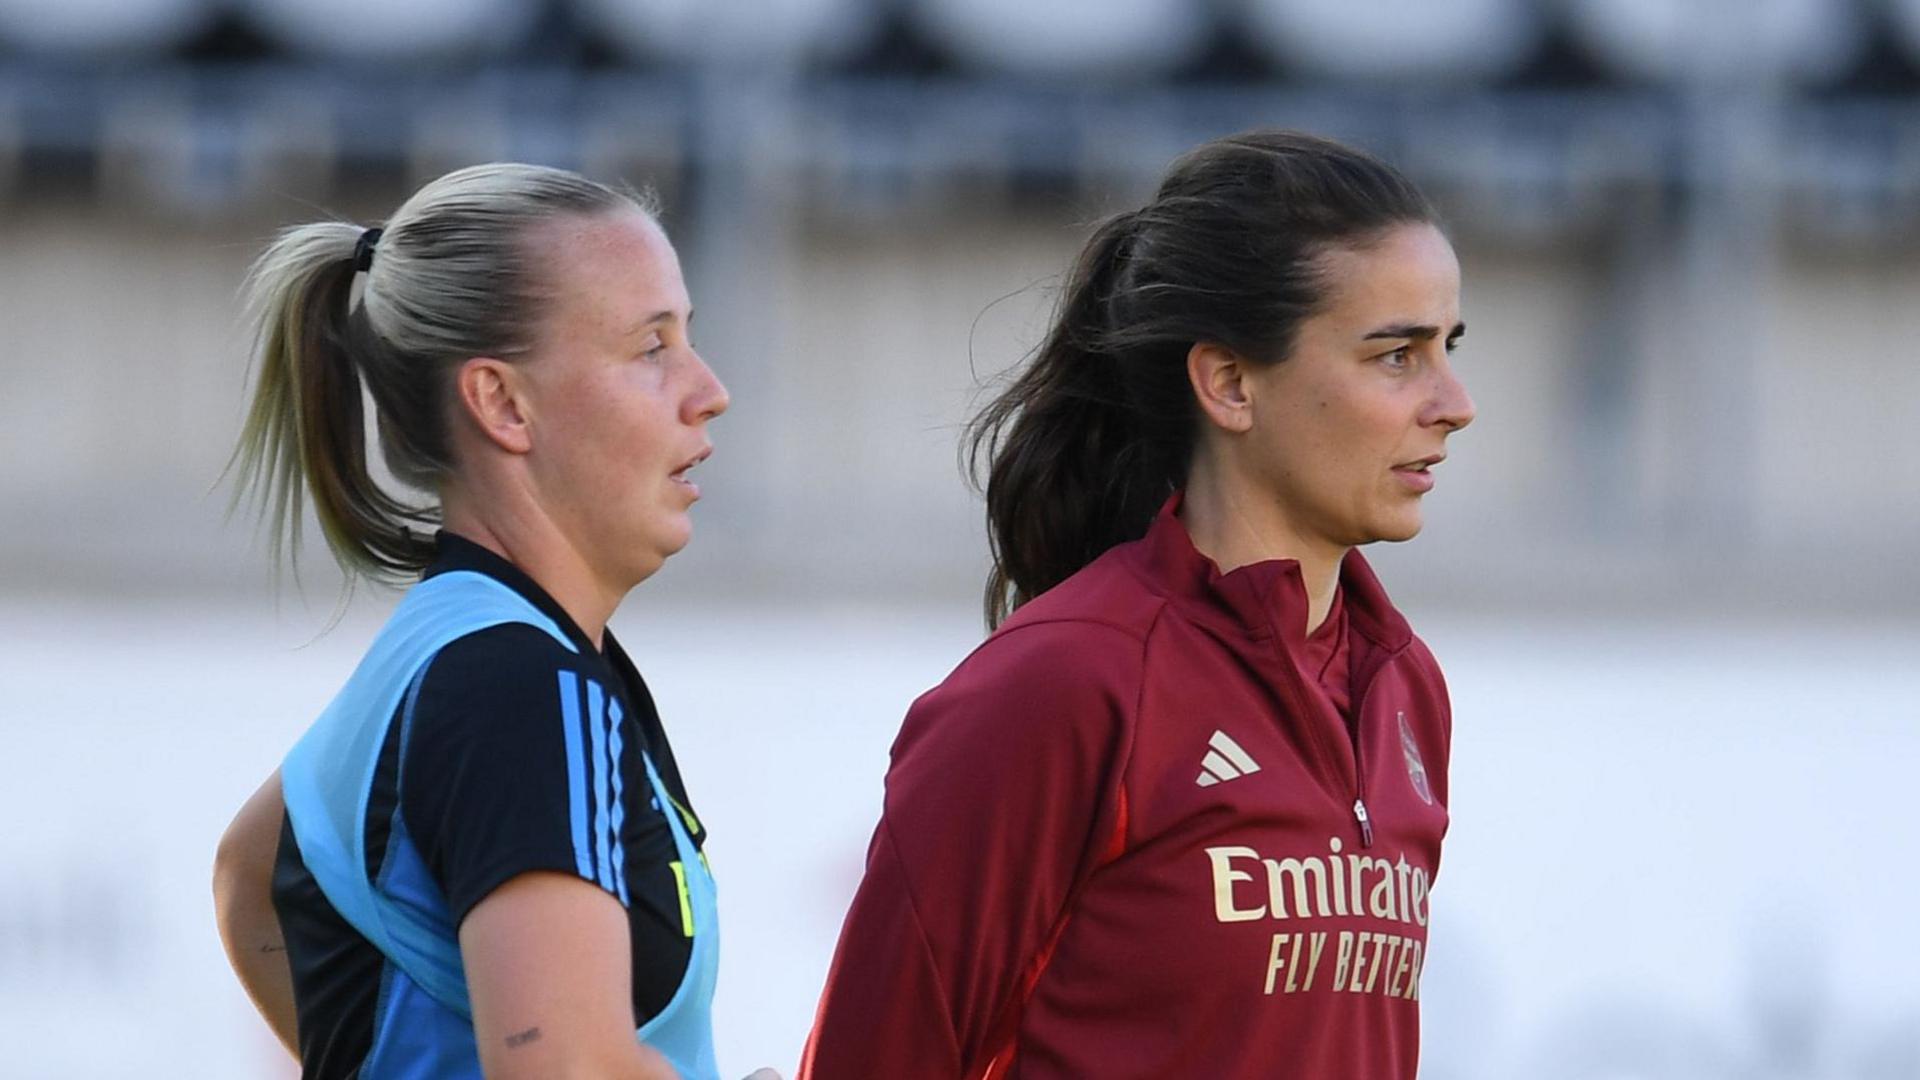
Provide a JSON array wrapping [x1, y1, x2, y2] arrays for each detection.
[[1206, 839, 1434, 999], [1207, 837, 1431, 926]]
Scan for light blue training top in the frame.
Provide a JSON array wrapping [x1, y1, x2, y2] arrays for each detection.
[[280, 569, 721, 1079]]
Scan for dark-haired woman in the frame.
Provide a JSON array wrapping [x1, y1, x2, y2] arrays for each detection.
[[800, 131, 1475, 1080], [208, 165, 776, 1080]]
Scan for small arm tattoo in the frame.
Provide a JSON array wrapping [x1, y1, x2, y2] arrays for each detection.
[[505, 1027, 542, 1050]]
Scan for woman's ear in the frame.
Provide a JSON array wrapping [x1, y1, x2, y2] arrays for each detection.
[[1187, 342, 1255, 434], [454, 357, 534, 455]]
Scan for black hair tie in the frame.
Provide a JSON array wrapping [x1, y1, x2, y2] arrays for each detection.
[[353, 227, 384, 273]]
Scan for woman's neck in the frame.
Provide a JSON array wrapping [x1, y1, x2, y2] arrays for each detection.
[[1179, 458, 1345, 636], [439, 489, 619, 650]]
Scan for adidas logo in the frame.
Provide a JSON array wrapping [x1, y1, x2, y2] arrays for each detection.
[[1196, 730, 1261, 787]]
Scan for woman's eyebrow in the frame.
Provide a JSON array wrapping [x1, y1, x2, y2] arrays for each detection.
[[1363, 320, 1466, 341], [622, 308, 681, 336]]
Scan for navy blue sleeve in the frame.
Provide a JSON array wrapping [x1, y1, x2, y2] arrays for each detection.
[[398, 623, 622, 926]]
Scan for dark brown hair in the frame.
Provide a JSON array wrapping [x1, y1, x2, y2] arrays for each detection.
[[966, 130, 1437, 628]]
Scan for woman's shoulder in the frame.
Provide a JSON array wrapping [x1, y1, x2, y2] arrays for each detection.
[[998, 542, 1170, 643], [918, 543, 1172, 717], [893, 614, 1145, 797], [908, 604, 1159, 762], [404, 622, 597, 750], [1397, 632, 1453, 722], [428, 619, 583, 684], [1386, 629, 1448, 691]]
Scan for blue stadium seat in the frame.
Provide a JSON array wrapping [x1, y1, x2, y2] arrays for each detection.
[[240, 0, 542, 61], [1226, 0, 1543, 83], [571, 0, 880, 66], [572, 0, 879, 65], [906, 0, 1207, 78], [0, 0, 219, 54], [1563, 0, 1865, 84]]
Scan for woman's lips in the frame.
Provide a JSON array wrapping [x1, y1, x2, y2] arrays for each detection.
[[1391, 455, 1442, 494], [670, 448, 710, 498], [1392, 466, 1435, 494]]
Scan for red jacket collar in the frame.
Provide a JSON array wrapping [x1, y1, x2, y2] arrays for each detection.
[[1131, 491, 1414, 654]]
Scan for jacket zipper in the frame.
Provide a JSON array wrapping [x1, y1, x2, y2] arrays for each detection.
[[1349, 676, 1375, 849], [1349, 711, 1373, 848], [1264, 620, 1379, 850]]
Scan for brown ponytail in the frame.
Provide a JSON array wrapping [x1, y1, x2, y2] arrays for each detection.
[[966, 130, 1437, 628], [966, 210, 1191, 629]]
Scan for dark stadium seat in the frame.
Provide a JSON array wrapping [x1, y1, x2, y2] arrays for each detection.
[[1883, 0, 1920, 69]]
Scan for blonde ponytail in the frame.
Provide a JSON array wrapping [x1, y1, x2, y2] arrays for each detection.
[[228, 163, 650, 587]]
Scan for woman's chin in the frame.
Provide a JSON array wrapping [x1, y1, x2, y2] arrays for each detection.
[[615, 526, 690, 587], [650, 519, 696, 561], [1366, 511, 1425, 545]]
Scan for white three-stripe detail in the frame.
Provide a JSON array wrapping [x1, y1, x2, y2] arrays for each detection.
[[607, 699, 630, 907], [1196, 729, 1261, 787], [558, 671, 632, 904], [586, 679, 614, 892], [558, 671, 594, 880]]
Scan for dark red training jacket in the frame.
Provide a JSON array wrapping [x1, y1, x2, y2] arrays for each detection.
[[802, 495, 1453, 1080]]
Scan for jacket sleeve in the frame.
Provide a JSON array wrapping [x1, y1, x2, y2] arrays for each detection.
[[800, 619, 1141, 1079]]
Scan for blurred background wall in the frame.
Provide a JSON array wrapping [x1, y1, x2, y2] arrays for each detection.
[[1, 1, 1917, 1078]]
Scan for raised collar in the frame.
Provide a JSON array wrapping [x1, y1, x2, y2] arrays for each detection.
[[424, 530, 605, 657], [1131, 492, 1414, 655]]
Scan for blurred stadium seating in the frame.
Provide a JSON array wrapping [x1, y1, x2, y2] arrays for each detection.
[[0, 0, 1913, 275], [0, 0, 1917, 210], [3, 0, 1918, 607]]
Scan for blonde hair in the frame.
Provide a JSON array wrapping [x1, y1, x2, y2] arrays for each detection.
[[229, 163, 654, 585]]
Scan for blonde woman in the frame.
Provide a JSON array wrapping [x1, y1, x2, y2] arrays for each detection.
[[211, 164, 774, 1080]]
